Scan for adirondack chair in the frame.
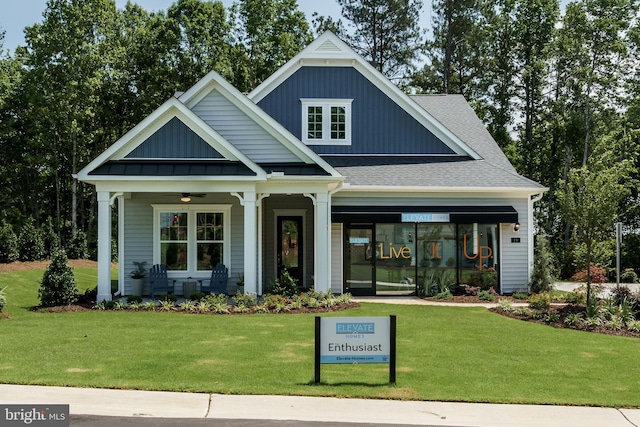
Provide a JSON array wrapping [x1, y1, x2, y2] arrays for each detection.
[[149, 264, 176, 299], [199, 264, 229, 294]]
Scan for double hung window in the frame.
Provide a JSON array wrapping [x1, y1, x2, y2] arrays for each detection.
[[154, 205, 231, 274], [301, 99, 352, 145]]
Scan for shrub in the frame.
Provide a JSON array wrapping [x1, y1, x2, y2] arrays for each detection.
[[266, 269, 299, 297], [459, 284, 480, 296], [38, 251, 78, 307], [126, 295, 143, 304], [18, 218, 46, 262], [512, 292, 529, 300], [620, 268, 638, 284], [0, 220, 19, 263], [571, 266, 607, 284], [434, 289, 452, 300], [189, 292, 205, 301], [232, 291, 257, 307], [564, 291, 586, 305], [66, 231, 88, 260], [528, 293, 551, 312], [41, 217, 60, 259], [528, 234, 556, 294], [0, 286, 6, 312], [478, 290, 495, 301], [498, 299, 513, 312], [610, 285, 633, 306]]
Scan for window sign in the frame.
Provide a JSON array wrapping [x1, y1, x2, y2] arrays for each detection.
[[401, 213, 450, 223]]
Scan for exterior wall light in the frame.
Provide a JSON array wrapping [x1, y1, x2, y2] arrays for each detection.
[[513, 222, 520, 232]]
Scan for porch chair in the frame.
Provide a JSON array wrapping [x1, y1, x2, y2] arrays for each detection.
[[199, 264, 229, 294], [149, 264, 176, 299]]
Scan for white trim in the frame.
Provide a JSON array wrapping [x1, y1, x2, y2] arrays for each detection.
[[301, 99, 353, 146], [248, 32, 481, 160], [152, 204, 232, 278]]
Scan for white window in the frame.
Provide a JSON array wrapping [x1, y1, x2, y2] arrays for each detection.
[[153, 204, 231, 274], [301, 99, 352, 145]]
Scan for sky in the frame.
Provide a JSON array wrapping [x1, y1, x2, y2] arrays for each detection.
[[0, 0, 434, 54]]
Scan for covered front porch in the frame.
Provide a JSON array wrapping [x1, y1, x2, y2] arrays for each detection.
[[94, 182, 340, 302]]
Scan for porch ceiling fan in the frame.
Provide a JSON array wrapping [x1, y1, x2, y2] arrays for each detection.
[[162, 192, 206, 202]]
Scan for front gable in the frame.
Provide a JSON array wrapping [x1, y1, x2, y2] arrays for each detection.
[[257, 66, 457, 156], [77, 98, 266, 182], [249, 32, 481, 160]]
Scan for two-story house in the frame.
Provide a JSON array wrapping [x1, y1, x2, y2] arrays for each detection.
[[77, 32, 546, 301]]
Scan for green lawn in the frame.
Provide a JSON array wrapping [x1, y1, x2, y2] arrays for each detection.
[[1, 267, 640, 407]]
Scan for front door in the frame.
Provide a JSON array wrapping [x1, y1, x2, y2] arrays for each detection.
[[344, 225, 375, 296], [277, 216, 303, 287]]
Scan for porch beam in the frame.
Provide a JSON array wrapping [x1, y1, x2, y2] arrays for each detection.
[[97, 191, 112, 301]]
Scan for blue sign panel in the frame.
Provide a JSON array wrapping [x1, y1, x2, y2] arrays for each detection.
[[401, 213, 450, 223]]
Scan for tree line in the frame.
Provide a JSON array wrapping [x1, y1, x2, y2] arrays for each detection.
[[1, 0, 639, 281]]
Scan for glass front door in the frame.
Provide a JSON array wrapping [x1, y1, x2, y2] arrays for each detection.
[[344, 226, 375, 296], [277, 216, 303, 287]]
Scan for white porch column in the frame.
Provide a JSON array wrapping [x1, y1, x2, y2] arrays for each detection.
[[97, 191, 112, 302], [315, 192, 330, 293], [243, 191, 258, 295]]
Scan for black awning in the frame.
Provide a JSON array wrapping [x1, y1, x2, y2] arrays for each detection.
[[331, 205, 518, 224]]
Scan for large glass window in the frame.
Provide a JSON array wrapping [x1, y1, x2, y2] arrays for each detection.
[[154, 205, 230, 274], [160, 212, 188, 270], [301, 99, 352, 145], [375, 224, 415, 295], [458, 224, 499, 289], [417, 224, 457, 295]]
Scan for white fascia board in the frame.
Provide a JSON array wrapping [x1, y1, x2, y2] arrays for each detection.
[[77, 97, 266, 181], [336, 185, 548, 197], [179, 70, 341, 178], [95, 181, 259, 194], [248, 32, 481, 160]]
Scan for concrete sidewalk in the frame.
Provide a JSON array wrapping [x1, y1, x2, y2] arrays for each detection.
[[1, 384, 640, 427]]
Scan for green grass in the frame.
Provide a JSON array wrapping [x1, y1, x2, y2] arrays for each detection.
[[2, 267, 640, 407]]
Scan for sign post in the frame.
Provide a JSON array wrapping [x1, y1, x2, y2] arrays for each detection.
[[315, 315, 396, 384]]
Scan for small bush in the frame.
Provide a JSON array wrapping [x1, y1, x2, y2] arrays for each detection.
[[189, 292, 205, 301], [18, 218, 46, 262], [41, 217, 60, 259], [126, 295, 143, 304], [571, 266, 607, 284], [610, 285, 633, 306], [158, 294, 177, 303], [564, 291, 586, 304], [478, 290, 495, 301], [0, 286, 7, 312], [38, 251, 78, 307], [512, 292, 529, 300], [0, 220, 19, 263], [66, 231, 88, 260], [620, 269, 638, 284], [266, 269, 299, 297], [528, 293, 551, 312], [459, 284, 480, 296], [232, 291, 257, 307], [434, 289, 452, 300]]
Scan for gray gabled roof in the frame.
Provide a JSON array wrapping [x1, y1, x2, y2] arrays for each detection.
[[325, 95, 545, 191]]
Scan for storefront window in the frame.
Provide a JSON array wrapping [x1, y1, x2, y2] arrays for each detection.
[[458, 223, 499, 289], [417, 224, 456, 296], [375, 224, 415, 295]]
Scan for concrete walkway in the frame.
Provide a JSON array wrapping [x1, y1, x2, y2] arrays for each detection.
[[1, 384, 640, 426]]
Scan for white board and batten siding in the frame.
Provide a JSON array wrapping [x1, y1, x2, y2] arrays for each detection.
[[191, 90, 300, 163]]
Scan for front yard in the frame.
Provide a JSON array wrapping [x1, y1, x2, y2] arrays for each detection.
[[1, 263, 640, 407]]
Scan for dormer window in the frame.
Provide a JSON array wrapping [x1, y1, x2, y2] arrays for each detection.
[[301, 99, 352, 145]]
